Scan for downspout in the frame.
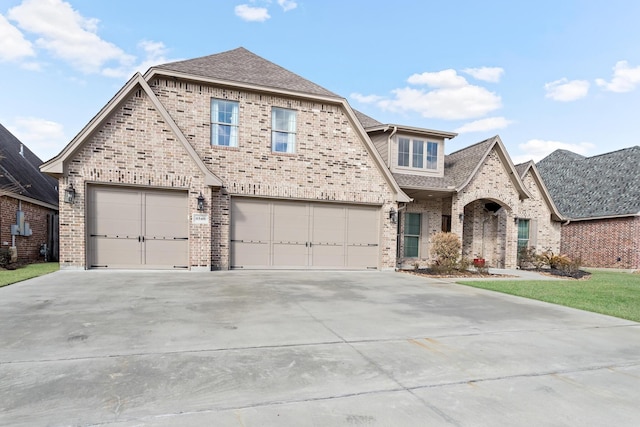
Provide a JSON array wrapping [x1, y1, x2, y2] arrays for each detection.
[[387, 126, 398, 165]]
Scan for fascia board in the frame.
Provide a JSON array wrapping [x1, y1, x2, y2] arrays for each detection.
[[0, 191, 58, 210], [365, 124, 458, 139]]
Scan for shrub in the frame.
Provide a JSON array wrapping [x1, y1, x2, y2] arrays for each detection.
[[518, 246, 538, 269], [430, 232, 461, 274]]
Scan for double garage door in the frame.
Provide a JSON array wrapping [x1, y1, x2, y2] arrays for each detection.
[[87, 186, 189, 269], [231, 198, 380, 269]]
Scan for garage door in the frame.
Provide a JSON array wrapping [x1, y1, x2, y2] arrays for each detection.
[[87, 186, 189, 269], [230, 198, 379, 269]]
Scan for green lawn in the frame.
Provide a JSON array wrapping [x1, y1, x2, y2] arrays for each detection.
[[0, 263, 59, 287], [458, 270, 640, 322]]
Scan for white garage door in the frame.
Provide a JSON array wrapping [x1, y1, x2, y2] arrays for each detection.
[[87, 186, 189, 269], [230, 198, 380, 269]]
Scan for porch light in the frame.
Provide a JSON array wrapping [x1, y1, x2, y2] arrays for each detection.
[[514, 217, 519, 224], [458, 213, 464, 222], [64, 183, 76, 204], [197, 192, 205, 211], [389, 207, 397, 224]]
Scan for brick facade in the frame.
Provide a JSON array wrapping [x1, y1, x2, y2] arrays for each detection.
[[58, 78, 399, 270], [397, 149, 561, 269], [561, 217, 640, 269], [1, 195, 56, 262]]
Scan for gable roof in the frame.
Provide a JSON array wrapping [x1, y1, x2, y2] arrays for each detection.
[[40, 74, 223, 187], [0, 124, 58, 207], [155, 47, 339, 98], [537, 146, 640, 219], [515, 160, 564, 221], [353, 109, 382, 129], [393, 136, 530, 199]]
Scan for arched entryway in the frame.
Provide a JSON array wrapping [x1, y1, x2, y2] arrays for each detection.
[[461, 199, 511, 268]]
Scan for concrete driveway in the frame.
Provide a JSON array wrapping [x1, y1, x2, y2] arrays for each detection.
[[1, 270, 639, 426]]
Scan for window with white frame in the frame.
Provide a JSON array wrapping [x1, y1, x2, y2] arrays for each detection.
[[272, 108, 296, 153], [211, 99, 239, 147], [397, 137, 438, 170], [404, 212, 421, 258]]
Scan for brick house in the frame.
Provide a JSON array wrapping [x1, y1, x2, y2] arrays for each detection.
[[1, 124, 59, 263], [537, 147, 640, 269], [41, 47, 561, 270]]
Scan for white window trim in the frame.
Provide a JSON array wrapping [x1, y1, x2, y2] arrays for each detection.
[[272, 107, 296, 153], [393, 135, 443, 176], [211, 99, 239, 147]]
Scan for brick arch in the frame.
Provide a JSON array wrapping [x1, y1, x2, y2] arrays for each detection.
[[460, 198, 514, 268]]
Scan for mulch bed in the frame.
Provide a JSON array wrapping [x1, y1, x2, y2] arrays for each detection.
[[406, 267, 591, 280]]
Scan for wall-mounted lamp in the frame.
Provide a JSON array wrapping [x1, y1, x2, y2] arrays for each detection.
[[514, 217, 519, 225], [197, 192, 205, 211], [458, 213, 464, 222], [64, 183, 76, 204], [220, 186, 229, 196], [389, 207, 397, 224]]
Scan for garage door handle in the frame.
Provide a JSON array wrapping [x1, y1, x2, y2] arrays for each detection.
[[173, 237, 188, 240], [90, 234, 107, 237]]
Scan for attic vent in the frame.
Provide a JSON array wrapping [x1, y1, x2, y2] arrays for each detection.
[[134, 89, 142, 98]]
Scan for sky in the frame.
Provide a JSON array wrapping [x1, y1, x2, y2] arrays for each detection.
[[1, 0, 640, 164]]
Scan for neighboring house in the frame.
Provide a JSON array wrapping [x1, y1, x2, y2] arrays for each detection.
[[41, 47, 561, 271], [537, 147, 640, 269], [0, 124, 59, 263]]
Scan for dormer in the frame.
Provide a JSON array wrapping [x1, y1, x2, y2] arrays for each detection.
[[363, 124, 457, 178]]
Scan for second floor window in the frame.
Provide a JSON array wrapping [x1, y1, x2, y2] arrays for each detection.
[[272, 108, 296, 153], [398, 137, 438, 170], [211, 99, 239, 147]]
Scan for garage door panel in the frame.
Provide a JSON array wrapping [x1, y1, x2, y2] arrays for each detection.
[[347, 207, 379, 245], [90, 189, 141, 236], [312, 205, 346, 244], [144, 192, 188, 238], [347, 245, 378, 269], [231, 198, 379, 270], [88, 186, 188, 270], [273, 202, 308, 243], [231, 242, 270, 268], [144, 239, 188, 268], [311, 244, 345, 267], [273, 243, 308, 267], [231, 200, 271, 242], [92, 237, 141, 267]]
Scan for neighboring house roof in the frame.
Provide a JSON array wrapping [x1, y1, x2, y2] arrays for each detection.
[[0, 123, 58, 207], [393, 136, 530, 199], [155, 47, 340, 98], [537, 146, 640, 219]]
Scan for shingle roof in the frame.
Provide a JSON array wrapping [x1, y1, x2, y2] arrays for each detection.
[[0, 123, 59, 206], [393, 136, 497, 190], [154, 47, 339, 98], [537, 147, 640, 219], [353, 109, 383, 128]]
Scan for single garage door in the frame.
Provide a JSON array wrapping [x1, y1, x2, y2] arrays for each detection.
[[87, 186, 189, 269], [230, 198, 380, 269]]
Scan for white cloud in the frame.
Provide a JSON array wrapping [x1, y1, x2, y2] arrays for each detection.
[[278, 0, 298, 12], [454, 117, 513, 133], [513, 139, 596, 163], [350, 93, 384, 104], [103, 40, 175, 79], [358, 67, 502, 121], [0, 13, 35, 62], [7, 0, 134, 74], [462, 67, 504, 83], [235, 4, 271, 22], [596, 60, 640, 93], [544, 78, 589, 101], [407, 69, 468, 88], [7, 117, 67, 161], [378, 85, 502, 120]]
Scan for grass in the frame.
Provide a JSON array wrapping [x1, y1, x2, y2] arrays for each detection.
[[0, 262, 59, 288], [457, 270, 640, 322]]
